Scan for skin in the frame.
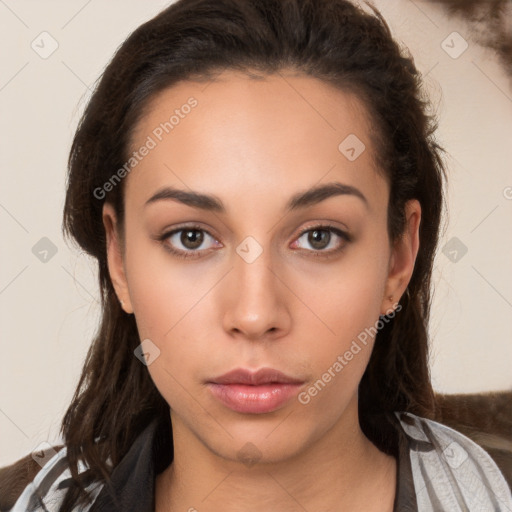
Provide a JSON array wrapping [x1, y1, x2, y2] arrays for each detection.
[[103, 69, 421, 512]]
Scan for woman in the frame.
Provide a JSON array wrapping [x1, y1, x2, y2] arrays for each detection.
[[3, 0, 512, 510]]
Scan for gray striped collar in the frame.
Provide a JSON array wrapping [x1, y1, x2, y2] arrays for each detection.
[[10, 412, 512, 511]]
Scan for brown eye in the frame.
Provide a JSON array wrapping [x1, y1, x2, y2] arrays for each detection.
[[180, 229, 204, 249], [308, 229, 331, 250], [293, 225, 350, 255], [160, 225, 220, 259]]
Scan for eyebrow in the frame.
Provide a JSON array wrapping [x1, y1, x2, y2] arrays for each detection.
[[144, 181, 368, 213]]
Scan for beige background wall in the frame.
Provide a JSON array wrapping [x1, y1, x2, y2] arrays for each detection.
[[1, 0, 511, 466]]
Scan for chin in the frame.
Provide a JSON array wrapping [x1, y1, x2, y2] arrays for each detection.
[[198, 418, 319, 467]]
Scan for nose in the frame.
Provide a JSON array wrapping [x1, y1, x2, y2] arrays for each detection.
[[222, 246, 291, 341]]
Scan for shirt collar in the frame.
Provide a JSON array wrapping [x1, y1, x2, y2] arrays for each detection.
[[90, 414, 418, 511], [90, 417, 170, 512]]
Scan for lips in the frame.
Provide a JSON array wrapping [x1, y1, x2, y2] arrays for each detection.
[[206, 368, 304, 414], [210, 368, 304, 386]]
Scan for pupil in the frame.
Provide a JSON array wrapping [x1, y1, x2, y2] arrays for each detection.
[[182, 229, 203, 249], [309, 230, 329, 249]]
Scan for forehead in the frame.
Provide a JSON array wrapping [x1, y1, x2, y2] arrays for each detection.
[[125, 69, 385, 211]]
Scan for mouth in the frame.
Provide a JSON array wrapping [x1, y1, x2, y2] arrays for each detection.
[[206, 367, 305, 414]]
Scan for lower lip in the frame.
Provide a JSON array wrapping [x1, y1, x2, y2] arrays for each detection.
[[207, 383, 303, 414]]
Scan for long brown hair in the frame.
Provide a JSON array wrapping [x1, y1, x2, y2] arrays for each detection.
[[60, 0, 446, 508]]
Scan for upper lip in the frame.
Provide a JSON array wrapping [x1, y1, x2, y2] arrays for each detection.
[[208, 368, 304, 385]]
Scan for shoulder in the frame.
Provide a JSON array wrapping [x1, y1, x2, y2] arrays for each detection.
[[396, 411, 512, 510], [1, 417, 164, 511], [0, 445, 103, 512], [0, 445, 64, 511]]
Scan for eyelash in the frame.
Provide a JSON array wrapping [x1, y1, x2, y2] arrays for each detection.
[[157, 223, 351, 260]]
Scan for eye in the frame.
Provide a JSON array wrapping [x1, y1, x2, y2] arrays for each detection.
[[291, 225, 350, 255], [159, 225, 220, 259], [158, 223, 350, 260]]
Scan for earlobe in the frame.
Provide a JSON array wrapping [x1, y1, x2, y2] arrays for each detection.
[[102, 203, 134, 314], [381, 199, 421, 316]]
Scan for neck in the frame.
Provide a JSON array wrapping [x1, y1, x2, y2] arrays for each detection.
[[155, 400, 396, 512]]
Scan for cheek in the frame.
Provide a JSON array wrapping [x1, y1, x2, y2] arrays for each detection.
[[289, 237, 390, 396], [123, 223, 214, 339], [293, 243, 389, 350], [123, 230, 219, 389], [127, 262, 214, 412], [292, 274, 386, 419]]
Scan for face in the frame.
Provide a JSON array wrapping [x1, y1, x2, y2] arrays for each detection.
[[103, 69, 420, 464]]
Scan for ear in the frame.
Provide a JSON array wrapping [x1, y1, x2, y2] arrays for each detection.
[[380, 199, 421, 315], [102, 203, 134, 314]]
